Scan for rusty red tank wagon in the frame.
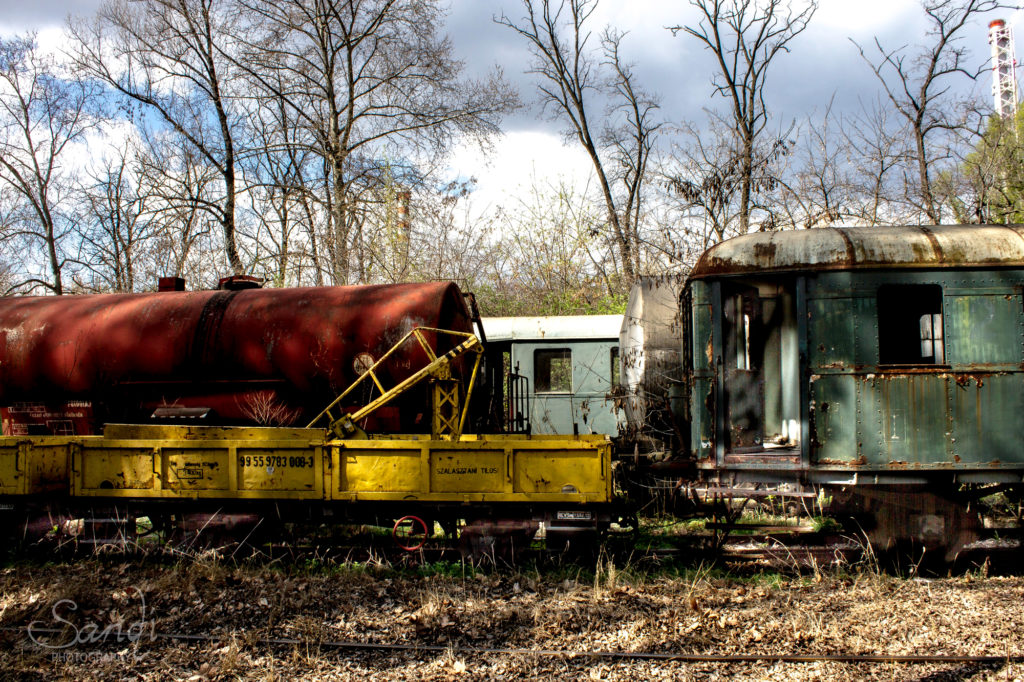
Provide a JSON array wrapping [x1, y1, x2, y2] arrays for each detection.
[[0, 281, 473, 435]]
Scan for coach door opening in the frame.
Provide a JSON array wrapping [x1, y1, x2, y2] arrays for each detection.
[[720, 281, 799, 456]]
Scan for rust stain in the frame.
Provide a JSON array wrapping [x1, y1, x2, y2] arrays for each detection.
[[818, 455, 866, 466], [916, 226, 944, 262], [752, 241, 778, 265]]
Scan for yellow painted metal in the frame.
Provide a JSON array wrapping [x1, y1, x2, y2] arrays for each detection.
[[0, 438, 72, 495], [329, 434, 612, 503], [0, 426, 612, 506], [71, 438, 326, 499], [305, 327, 484, 441], [431, 379, 461, 439]]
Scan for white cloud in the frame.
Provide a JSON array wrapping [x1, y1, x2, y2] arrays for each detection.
[[816, 0, 919, 35], [447, 130, 595, 214]]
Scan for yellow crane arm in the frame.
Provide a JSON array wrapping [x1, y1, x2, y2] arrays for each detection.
[[306, 327, 484, 440]]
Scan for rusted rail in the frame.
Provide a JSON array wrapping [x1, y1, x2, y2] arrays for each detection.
[[11, 627, 1024, 664]]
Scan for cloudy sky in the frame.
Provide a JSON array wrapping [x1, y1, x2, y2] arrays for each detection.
[[1, 0, 1019, 211]]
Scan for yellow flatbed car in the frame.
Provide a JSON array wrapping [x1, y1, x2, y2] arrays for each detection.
[[0, 425, 613, 507]]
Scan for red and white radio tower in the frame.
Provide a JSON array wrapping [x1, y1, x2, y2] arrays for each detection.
[[989, 19, 1018, 119]]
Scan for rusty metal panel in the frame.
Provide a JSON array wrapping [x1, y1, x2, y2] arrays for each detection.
[[2, 428, 612, 503], [856, 375, 886, 463], [338, 446, 423, 494], [690, 378, 714, 459], [809, 374, 857, 464], [79, 446, 157, 491], [331, 435, 612, 503], [690, 281, 714, 372], [162, 448, 230, 491], [809, 298, 855, 368], [235, 447, 321, 492], [513, 445, 608, 496], [688, 281, 715, 460], [945, 293, 1024, 366], [72, 434, 326, 499], [808, 296, 878, 368], [691, 302, 713, 373], [25, 441, 71, 492], [857, 375, 951, 465], [0, 439, 73, 495], [949, 374, 1024, 465], [0, 442, 21, 494], [430, 450, 505, 493]]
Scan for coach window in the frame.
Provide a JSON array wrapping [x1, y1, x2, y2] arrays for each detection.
[[878, 284, 944, 365], [535, 349, 572, 392], [610, 347, 620, 387]]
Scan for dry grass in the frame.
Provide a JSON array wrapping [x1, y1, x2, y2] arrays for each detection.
[[0, 557, 1022, 680]]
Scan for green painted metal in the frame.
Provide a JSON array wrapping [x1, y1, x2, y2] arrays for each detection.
[[687, 263, 1024, 473], [804, 269, 1024, 469]]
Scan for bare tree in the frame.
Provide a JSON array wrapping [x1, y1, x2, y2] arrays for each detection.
[[853, 0, 1002, 224], [232, 0, 516, 284], [74, 142, 157, 292], [407, 181, 502, 287], [842, 99, 912, 225], [134, 128, 223, 284], [663, 113, 792, 246], [664, 117, 747, 246], [69, 0, 246, 274], [0, 34, 98, 295], [669, 0, 816, 234], [240, 77, 320, 287], [776, 102, 851, 229], [497, 0, 660, 286]]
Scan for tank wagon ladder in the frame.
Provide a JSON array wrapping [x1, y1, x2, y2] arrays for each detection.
[[306, 327, 484, 441]]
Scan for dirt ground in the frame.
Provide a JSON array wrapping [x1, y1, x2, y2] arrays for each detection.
[[1, 556, 1022, 681]]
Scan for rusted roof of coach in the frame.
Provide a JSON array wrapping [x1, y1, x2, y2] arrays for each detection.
[[689, 225, 1024, 278]]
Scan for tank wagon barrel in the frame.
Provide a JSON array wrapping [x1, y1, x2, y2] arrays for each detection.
[[0, 282, 472, 434]]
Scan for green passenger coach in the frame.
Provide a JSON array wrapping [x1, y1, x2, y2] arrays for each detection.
[[682, 225, 1024, 489]]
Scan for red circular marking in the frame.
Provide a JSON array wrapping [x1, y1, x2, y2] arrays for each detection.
[[392, 515, 428, 551]]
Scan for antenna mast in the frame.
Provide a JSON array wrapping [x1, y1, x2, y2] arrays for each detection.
[[989, 19, 1018, 119]]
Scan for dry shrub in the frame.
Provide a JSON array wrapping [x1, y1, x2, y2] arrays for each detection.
[[238, 391, 301, 426]]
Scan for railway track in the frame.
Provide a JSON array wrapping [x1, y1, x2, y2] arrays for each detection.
[[9, 626, 1024, 666], [25, 529, 1024, 579], [14, 508, 1022, 576]]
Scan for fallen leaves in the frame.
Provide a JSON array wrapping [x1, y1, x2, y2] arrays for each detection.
[[0, 560, 1022, 681]]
